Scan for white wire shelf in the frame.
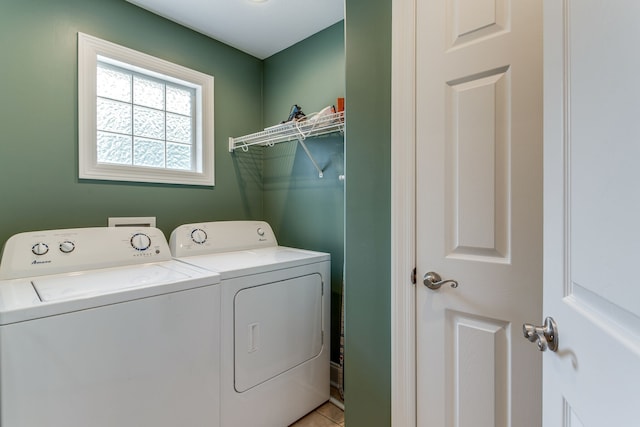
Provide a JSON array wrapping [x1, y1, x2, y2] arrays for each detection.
[[228, 111, 345, 178], [229, 111, 344, 151]]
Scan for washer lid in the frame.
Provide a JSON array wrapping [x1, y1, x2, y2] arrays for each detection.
[[32, 263, 190, 302], [0, 260, 220, 325]]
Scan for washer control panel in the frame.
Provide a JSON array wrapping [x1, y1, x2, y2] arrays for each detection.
[[0, 227, 171, 280], [170, 221, 277, 257]]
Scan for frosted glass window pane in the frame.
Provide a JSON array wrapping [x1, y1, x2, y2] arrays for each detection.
[[167, 143, 192, 170], [134, 138, 165, 167], [97, 132, 132, 165], [97, 64, 131, 102], [166, 113, 192, 144], [97, 98, 132, 134], [133, 106, 165, 140], [166, 86, 192, 116], [134, 76, 164, 110], [80, 34, 213, 186]]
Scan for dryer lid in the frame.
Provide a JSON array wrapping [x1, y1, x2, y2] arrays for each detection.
[[178, 246, 330, 279]]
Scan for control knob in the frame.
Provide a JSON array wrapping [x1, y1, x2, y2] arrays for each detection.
[[191, 228, 207, 244], [59, 241, 75, 254], [130, 233, 152, 251], [32, 243, 49, 256]]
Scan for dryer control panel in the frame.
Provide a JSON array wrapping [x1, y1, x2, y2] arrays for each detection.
[[0, 227, 171, 280], [170, 221, 278, 257]]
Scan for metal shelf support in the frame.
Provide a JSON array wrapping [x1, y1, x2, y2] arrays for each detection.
[[229, 111, 345, 178]]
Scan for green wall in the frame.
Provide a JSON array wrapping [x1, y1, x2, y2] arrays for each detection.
[[1, 1, 393, 425], [0, 0, 264, 244], [261, 21, 345, 363], [344, 0, 392, 425]]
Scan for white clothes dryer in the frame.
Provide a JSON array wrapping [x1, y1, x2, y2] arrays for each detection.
[[0, 227, 221, 427], [170, 221, 330, 427]]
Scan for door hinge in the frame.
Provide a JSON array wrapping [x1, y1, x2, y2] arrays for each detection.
[[411, 267, 417, 285]]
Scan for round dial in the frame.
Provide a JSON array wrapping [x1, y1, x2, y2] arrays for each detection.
[[59, 241, 75, 254], [257, 227, 265, 237], [191, 228, 208, 244], [32, 243, 49, 256], [130, 233, 152, 251]]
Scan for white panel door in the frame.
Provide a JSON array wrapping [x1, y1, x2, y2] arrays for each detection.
[[543, 0, 640, 425], [415, 0, 543, 425]]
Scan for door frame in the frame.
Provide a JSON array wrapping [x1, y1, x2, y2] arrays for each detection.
[[390, 0, 417, 425]]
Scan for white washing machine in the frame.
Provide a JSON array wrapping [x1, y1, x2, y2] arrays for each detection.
[[0, 227, 222, 427], [170, 221, 330, 427]]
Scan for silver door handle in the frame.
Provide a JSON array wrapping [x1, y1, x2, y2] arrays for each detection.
[[523, 317, 558, 352], [423, 271, 459, 290]]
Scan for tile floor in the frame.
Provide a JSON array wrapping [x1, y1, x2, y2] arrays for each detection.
[[289, 401, 344, 427], [289, 387, 344, 427]]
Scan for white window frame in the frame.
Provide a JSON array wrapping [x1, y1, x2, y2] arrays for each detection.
[[78, 32, 215, 186]]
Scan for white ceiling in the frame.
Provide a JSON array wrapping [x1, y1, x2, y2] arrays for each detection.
[[126, 0, 345, 59]]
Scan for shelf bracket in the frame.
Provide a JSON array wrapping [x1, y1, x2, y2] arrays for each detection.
[[296, 137, 324, 178], [228, 111, 344, 179]]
